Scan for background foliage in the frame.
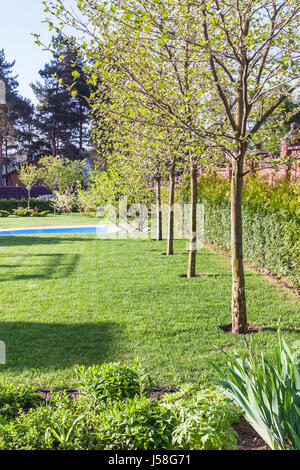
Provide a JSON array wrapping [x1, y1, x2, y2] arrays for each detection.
[[181, 174, 300, 286]]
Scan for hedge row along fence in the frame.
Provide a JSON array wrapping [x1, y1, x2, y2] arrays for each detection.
[[0, 198, 53, 213], [180, 175, 300, 287]]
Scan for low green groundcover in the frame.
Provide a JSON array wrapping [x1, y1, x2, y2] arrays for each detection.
[[0, 361, 239, 450]]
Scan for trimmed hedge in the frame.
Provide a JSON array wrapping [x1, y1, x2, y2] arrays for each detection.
[[0, 198, 53, 213], [180, 175, 300, 287]]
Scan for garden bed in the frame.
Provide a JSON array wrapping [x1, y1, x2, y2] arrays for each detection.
[[32, 386, 269, 450]]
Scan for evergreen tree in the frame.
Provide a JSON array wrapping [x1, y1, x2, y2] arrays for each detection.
[[32, 35, 91, 161], [0, 50, 39, 185], [0, 49, 18, 185]]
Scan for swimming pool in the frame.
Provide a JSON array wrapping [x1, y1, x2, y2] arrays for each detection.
[[0, 225, 122, 236]]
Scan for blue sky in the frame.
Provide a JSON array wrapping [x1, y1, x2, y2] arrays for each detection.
[[1, 0, 75, 103]]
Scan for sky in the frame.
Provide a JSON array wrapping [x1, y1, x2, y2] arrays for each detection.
[[0, 0, 76, 103]]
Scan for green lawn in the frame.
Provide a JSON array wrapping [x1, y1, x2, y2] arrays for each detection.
[[0, 224, 299, 388], [0, 213, 99, 229]]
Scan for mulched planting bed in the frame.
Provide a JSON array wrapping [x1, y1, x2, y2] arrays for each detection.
[[34, 387, 269, 450]]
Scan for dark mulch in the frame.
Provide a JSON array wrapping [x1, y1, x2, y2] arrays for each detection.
[[179, 274, 207, 278], [160, 253, 186, 256], [148, 387, 177, 401], [233, 417, 270, 450], [219, 323, 261, 334], [35, 388, 80, 403]]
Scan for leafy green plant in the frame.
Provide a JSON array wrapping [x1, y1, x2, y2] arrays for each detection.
[[11, 208, 49, 217], [163, 385, 239, 450], [31, 210, 49, 217], [45, 413, 85, 450], [0, 382, 40, 420], [0, 361, 240, 450], [0, 394, 86, 450], [94, 395, 175, 450], [12, 208, 34, 217], [0, 210, 10, 217], [75, 360, 152, 404], [213, 335, 300, 450]]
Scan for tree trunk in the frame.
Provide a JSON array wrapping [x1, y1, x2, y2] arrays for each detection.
[[5, 138, 8, 184], [0, 132, 3, 188], [231, 155, 247, 334], [167, 162, 175, 255], [52, 111, 57, 157], [27, 189, 31, 210], [79, 98, 83, 158], [52, 80, 58, 157], [187, 163, 198, 278], [155, 175, 162, 241]]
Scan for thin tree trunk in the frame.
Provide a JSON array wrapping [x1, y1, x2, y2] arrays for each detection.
[[187, 163, 198, 277], [27, 189, 31, 210], [52, 110, 57, 157], [0, 132, 3, 188], [231, 155, 247, 334], [167, 162, 175, 255], [52, 80, 58, 157], [155, 175, 162, 241], [5, 138, 8, 185], [79, 98, 83, 158]]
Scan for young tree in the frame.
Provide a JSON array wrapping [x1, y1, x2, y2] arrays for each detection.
[[197, 1, 299, 333], [38, 154, 85, 194], [18, 163, 41, 209]]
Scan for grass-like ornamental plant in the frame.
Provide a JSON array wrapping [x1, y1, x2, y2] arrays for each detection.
[[213, 334, 300, 450]]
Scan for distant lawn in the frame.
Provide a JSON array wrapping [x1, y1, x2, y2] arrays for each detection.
[[0, 233, 299, 388], [0, 213, 100, 229]]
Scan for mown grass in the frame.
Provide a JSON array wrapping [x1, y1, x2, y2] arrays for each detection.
[[0, 220, 299, 388]]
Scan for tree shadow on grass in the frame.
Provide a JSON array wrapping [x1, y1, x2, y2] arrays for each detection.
[[0, 253, 80, 282], [0, 236, 130, 248], [261, 326, 300, 333], [0, 236, 97, 247], [0, 321, 123, 372]]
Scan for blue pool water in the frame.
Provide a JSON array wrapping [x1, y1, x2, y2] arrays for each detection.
[[0, 226, 120, 236]]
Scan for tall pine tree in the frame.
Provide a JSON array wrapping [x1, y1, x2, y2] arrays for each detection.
[[0, 50, 37, 186], [32, 35, 91, 161]]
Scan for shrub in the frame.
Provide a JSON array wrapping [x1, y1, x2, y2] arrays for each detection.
[[75, 360, 152, 404], [12, 208, 33, 217], [11, 208, 49, 217], [51, 190, 77, 214], [32, 211, 49, 217], [0, 210, 10, 217], [0, 198, 52, 213], [213, 335, 300, 450], [180, 174, 300, 286]]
